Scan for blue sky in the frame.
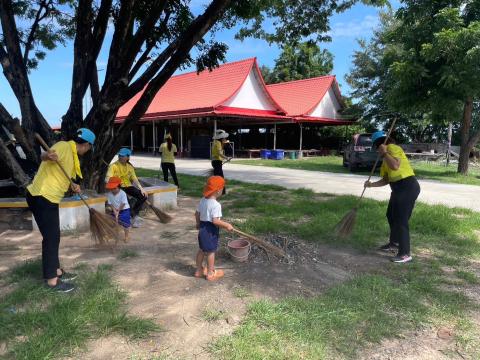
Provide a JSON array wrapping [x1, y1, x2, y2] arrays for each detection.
[[0, 1, 397, 127]]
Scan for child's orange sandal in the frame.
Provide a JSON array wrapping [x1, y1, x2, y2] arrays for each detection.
[[206, 269, 224, 281], [194, 267, 208, 278]]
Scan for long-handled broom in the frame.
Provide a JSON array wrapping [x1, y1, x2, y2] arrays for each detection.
[[334, 119, 397, 237], [203, 157, 232, 177], [101, 159, 172, 224], [232, 228, 286, 258], [35, 134, 121, 245]]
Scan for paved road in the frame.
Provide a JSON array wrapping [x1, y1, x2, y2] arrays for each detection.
[[132, 156, 479, 212]]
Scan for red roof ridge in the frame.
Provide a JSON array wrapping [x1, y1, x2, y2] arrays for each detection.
[[266, 74, 335, 87], [171, 57, 256, 80]]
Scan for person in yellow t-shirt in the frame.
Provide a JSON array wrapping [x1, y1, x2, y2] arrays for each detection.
[[159, 134, 179, 187], [106, 148, 147, 227], [211, 129, 230, 195], [364, 131, 421, 264], [26, 128, 95, 293]]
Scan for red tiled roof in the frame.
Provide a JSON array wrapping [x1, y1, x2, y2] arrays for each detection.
[[117, 57, 284, 119], [266, 75, 342, 117]]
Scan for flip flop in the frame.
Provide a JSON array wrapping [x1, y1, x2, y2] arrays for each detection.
[[206, 269, 224, 281], [194, 267, 208, 278]]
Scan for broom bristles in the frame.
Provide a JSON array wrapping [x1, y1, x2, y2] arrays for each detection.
[[334, 208, 358, 238], [150, 204, 173, 224], [89, 208, 122, 245], [203, 168, 215, 177]]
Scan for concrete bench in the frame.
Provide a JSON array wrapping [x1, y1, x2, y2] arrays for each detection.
[[0, 178, 177, 233]]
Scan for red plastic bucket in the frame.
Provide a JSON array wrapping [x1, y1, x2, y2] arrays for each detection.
[[227, 239, 251, 263]]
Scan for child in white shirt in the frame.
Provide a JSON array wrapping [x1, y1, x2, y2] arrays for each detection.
[[195, 176, 233, 281], [106, 176, 131, 242]]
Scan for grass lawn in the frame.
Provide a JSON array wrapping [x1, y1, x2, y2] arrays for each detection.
[[3, 169, 479, 359], [0, 263, 158, 360], [235, 156, 480, 186], [137, 169, 480, 359]]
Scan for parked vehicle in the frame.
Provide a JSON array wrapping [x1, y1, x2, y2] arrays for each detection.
[[342, 133, 378, 172]]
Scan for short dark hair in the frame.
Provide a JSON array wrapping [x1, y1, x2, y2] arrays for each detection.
[[75, 138, 88, 145]]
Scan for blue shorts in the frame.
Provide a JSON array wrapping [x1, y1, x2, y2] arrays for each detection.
[[198, 221, 219, 252], [112, 209, 131, 228]]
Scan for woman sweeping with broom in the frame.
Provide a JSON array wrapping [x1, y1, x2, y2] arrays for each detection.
[[211, 129, 230, 195], [27, 128, 95, 292], [364, 131, 421, 263]]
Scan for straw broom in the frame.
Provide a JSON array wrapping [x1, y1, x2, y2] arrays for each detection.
[[101, 159, 172, 224], [35, 134, 121, 245], [203, 157, 232, 177], [233, 228, 286, 258], [334, 119, 397, 238]]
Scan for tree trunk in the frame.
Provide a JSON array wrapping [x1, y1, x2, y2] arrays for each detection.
[[0, 137, 30, 190], [457, 98, 473, 175]]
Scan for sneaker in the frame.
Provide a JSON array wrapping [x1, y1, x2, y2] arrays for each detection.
[[132, 216, 143, 228], [378, 243, 399, 252], [58, 269, 78, 281], [391, 255, 413, 263], [46, 279, 75, 293]]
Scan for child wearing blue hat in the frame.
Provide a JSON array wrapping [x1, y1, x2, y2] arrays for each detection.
[[106, 147, 148, 227]]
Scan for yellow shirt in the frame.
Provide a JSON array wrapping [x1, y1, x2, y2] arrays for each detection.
[[380, 144, 415, 183], [159, 142, 177, 163], [106, 161, 138, 187], [27, 141, 82, 204], [211, 140, 224, 161]]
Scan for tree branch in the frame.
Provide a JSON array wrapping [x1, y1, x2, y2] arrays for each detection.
[[23, 0, 52, 64], [0, 136, 30, 189], [118, 0, 233, 138], [123, 41, 177, 101], [123, 0, 168, 67]]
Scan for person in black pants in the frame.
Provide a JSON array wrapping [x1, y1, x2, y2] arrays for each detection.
[[211, 130, 230, 195], [159, 134, 179, 188], [364, 130, 421, 263], [26, 128, 96, 292]]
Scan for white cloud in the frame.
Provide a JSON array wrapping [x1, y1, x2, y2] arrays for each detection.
[[328, 15, 379, 38]]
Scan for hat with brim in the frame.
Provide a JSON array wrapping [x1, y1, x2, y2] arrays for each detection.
[[213, 130, 229, 140], [203, 176, 225, 197], [118, 148, 132, 157], [106, 176, 122, 190]]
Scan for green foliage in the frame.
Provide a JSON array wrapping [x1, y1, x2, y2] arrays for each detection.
[[261, 41, 333, 84]]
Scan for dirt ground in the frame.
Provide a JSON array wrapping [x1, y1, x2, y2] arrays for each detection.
[[0, 195, 478, 360]]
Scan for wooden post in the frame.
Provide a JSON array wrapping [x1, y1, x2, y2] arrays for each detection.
[[273, 123, 277, 150], [180, 118, 184, 155], [130, 130, 133, 151], [213, 118, 217, 134], [447, 122, 452, 166], [299, 123, 303, 151], [152, 120, 156, 154]]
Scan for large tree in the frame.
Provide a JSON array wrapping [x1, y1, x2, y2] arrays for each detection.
[[347, 2, 480, 173], [0, 0, 385, 191], [260, 41, 334, 84]]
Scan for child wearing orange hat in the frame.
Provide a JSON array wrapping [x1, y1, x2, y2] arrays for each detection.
[[106, 176, 131, 242], [194, 176, 233, 281]]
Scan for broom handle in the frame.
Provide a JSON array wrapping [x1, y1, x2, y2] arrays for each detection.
[[357, 118, 397, 204], [34, 133, 92, 210]]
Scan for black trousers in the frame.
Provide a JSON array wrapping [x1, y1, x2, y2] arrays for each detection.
[[121, 186, 147, 217], [26, 191, 60, 280], [161, 162, 179, 186], [386, 176, 421, 256], [211, 160, 226, 195]]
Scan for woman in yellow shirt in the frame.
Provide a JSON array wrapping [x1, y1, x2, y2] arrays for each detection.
[[106, 148, 148, 227], [159, 134, 179, 187], [211, 129, 229, 195], [26, 128, 95, 292], [364, 131, 421, 264]]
